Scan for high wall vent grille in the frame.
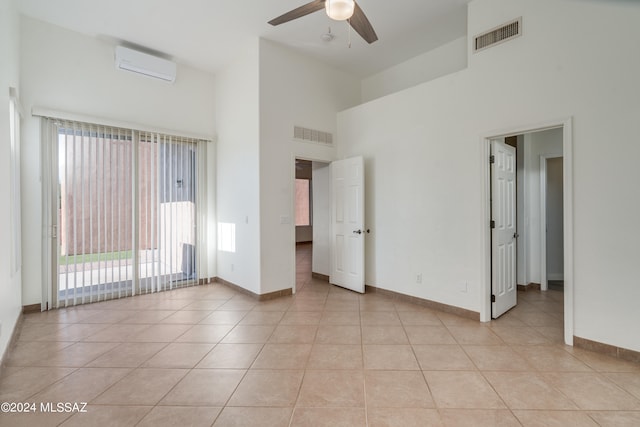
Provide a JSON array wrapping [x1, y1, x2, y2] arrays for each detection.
[[294, 126, 333, 145], [474, 17, 522, 52]]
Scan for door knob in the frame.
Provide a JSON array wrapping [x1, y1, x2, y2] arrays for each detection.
[[353, 230, 362, 234], [513, 232, 519, 239]]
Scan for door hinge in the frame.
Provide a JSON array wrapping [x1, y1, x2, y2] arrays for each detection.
[[490, 220, 495, 229], [51, 225, 58, 239], [491, 294, 496, 303], [489, 155, 495, 164]]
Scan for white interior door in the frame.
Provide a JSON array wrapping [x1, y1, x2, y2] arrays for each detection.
[[491, 139, 517, 318], [330, 156, 365, 293]]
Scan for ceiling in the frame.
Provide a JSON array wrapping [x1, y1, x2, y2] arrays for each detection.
[[17, 0, 472, 78]]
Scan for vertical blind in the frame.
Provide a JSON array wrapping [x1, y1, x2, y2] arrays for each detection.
[[9, 91, 22, 277], [41, 117, 208, 308]]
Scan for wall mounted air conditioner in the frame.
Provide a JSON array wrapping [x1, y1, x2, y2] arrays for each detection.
[[115, 46, 177, 83]]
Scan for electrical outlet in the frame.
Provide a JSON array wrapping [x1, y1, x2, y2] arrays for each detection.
[[459, 282, 468, 293], [231, 264, 234, 272], [416, 274, 422, 284]]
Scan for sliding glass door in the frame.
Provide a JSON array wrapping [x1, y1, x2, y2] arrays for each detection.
[[138, 132, 198, 294], [52, 120, 200, 307]]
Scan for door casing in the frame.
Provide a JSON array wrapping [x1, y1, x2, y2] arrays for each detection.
[[480, 117, 574, 346]]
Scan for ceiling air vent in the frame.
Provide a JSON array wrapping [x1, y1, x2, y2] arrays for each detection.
[[294, 126, 333, 146], [474, 17, 522, 53]]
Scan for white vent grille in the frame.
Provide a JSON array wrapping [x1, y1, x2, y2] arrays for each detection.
[[474, 17, 522, 52], [294, 126, 333, 145]]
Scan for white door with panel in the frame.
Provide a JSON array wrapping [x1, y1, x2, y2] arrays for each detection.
[[491, 139, 517, 318], [330, 156, 365, 293]]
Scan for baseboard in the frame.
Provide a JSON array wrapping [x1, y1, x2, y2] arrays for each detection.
[[574, 336, 640, 364], [311, 272, 330, 282], [214, 277, 293, 301], [0, 312, 24, 378], [364, 285, 479, 321], [517, 282, 541, 292], [22, 303, 41, 314]]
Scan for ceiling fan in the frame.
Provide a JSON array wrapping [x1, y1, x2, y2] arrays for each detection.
[[268, 0, 378, 44]]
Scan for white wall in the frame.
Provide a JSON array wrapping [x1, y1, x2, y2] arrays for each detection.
[[20, 16, 216, 305], [338, 0, 640, 351], [258, 39, 361, 294], [361, 36, 468, 103], [214, 40, 262, 294], [312, 162, 330, 276], [0, 0, 22, 361], [523, 128, 563, 284]]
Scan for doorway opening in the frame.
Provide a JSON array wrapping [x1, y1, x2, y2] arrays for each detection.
[[294, 159, 330, 293], [541, 155, 564, 292], [481, 118, 574, 345]]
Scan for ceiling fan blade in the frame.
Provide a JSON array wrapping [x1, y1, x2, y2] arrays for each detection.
[[349, 2, 378, 44], [268, 0, 326, 26]]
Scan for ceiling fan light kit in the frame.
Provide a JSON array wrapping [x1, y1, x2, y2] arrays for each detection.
[[325, 0, 355, 21]]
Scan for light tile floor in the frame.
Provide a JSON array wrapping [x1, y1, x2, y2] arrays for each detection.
[[0, 243, 639, 426]]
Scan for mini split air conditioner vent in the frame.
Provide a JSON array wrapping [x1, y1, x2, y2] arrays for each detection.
[[115, 46, 177, 83], [474, 17, 522, 52], [294, 126, 333, 146]]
